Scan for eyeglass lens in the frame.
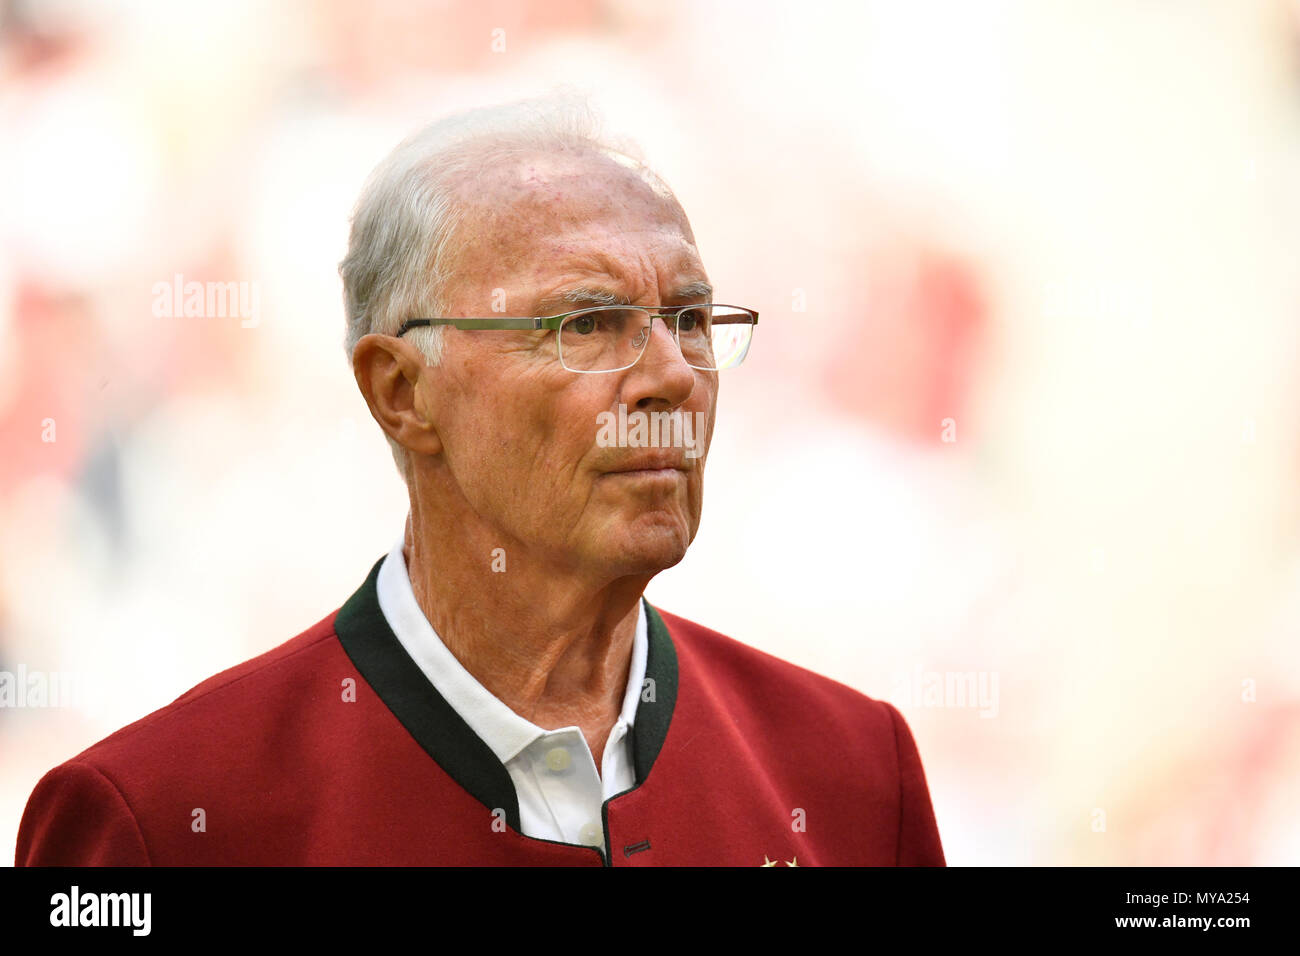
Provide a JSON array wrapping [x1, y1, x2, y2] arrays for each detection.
[[558, 306, 753, 372]]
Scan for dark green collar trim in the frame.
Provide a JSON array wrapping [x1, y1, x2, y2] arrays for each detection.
[[632, 603, 678, 783], [332, 556, 679, 834], [334, 557, 522, 831]]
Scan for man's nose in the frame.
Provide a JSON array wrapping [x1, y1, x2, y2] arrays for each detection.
[[641, 314, 690, 366], [629, 315, 696, 400]]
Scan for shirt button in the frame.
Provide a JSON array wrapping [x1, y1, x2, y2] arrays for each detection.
[[544, 747, 571, 772], [578, 822, 604, 847]]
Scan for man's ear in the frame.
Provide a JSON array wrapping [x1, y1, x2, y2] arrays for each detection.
[[352, 333, 443, 457]]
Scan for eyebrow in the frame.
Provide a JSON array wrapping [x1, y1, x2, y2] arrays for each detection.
[[534, 280, 714, 316]]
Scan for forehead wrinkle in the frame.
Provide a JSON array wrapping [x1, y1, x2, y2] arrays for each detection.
[[535, 246, 701, 288], [532, 274, 713, 316], [448, 169, 700, 316], [533, 285, 629, 316]]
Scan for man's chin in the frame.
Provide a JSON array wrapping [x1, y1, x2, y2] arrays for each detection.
[[591, 522, 693, 576]]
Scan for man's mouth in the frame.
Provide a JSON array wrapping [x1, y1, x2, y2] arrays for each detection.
[[602, 453, 689, 476], [604, 468, 685, 482]]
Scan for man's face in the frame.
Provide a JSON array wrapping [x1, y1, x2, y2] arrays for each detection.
[[416, 149, 717, 579]]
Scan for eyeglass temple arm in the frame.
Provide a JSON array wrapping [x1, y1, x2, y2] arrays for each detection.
[[396, 317, 546, 336]]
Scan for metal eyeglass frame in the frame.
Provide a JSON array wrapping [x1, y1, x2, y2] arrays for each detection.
[[395, 303, 759, 374]]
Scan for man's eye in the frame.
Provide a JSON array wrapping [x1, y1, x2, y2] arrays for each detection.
[[678, 308, 707, 333], [567, 310, 636, 335]]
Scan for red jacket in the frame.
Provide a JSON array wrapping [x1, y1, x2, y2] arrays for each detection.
[[16, 558, 945, 866]]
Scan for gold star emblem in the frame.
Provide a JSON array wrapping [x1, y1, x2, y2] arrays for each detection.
[[786, 857, 798, 867], [761, 855, 778, 867]]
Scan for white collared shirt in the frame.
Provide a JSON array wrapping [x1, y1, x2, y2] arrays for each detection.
[[375, 538, 647, 851]]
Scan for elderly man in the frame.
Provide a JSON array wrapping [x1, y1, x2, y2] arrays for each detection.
[[17, 98, 944, 866]]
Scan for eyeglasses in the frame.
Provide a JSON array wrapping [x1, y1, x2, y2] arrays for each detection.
[[396, 303, 758, 373]]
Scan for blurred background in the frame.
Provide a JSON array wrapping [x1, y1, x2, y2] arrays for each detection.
[[2, 0, 1299, 866]]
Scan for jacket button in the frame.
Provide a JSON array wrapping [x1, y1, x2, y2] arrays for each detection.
[[578, 822, 603, 847]]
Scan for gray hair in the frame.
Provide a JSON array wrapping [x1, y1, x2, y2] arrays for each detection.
[[339, 93, 651, 478]]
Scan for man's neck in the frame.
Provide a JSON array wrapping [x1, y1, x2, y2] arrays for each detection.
[[402, 511, 646, 762]]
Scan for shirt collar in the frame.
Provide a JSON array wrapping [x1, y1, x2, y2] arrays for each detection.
[[375, 536, 648, 767]]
